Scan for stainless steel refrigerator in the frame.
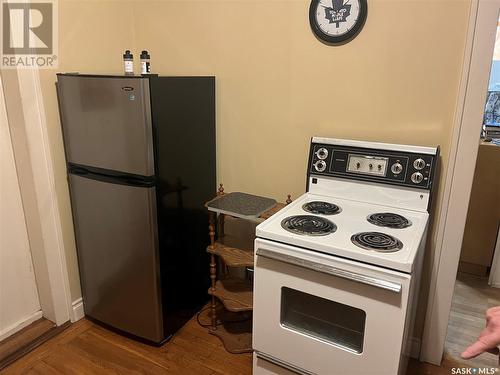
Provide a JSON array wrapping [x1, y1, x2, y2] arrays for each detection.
[[57, 74, 215, 344]]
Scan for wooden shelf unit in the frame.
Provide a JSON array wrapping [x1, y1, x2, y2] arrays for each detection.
[[204, 185, 291, 354], [210, 319, 253, 355], [208, 278, 253, 312], [206, 216, 256, 268]]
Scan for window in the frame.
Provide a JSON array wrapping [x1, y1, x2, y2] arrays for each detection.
[[280, 287, 366, 353], [483, 18, 500, 139]]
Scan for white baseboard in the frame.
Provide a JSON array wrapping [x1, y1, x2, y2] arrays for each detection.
[[410, 337, 421, 359], [71, 298, 84, 322], [0, 310, 43, 341]]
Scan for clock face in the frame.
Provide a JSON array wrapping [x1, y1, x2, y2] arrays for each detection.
[[309, 0, 367, 44]]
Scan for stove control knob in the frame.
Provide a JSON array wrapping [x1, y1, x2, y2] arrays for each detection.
[[391, 162, 403, 175], [411, 172, 424, 184], [413, 158, 426, 170], [315, 148, 328, 160], [314, 160, 327, 172]]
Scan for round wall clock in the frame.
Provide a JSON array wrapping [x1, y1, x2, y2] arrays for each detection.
[[309, 0, 368, 45]]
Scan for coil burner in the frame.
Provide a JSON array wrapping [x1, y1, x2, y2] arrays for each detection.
[[367, 213, 411, 229], [281, 215, 337, 236], [302, 201, 341, 215], [351, 232, 403, 252]]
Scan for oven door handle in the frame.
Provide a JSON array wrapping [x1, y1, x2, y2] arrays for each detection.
[[256, 248, 402, 294]]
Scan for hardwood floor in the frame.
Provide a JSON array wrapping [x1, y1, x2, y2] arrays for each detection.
[[0, 318, 57, 370], [0, 312, 475, 374], [2, 314, 252, 375], [444, 272, 500, 368]]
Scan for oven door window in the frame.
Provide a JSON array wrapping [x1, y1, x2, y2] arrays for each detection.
[[280, 287, 366, 353]]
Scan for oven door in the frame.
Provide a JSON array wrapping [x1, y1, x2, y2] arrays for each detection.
[[253, 238, 412, 375]]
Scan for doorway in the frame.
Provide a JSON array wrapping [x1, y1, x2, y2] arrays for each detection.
[[442, 11, 500, 369], [0, 68, 73, 367], [0, 75, 43, 342], [420, 0, 500, 366], [0, 73, 58, 369]]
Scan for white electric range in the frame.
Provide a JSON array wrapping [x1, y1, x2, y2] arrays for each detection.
[[252, 137, 439, 375]]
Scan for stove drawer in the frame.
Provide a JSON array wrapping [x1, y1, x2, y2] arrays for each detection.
[[253, 352, 312, 375], [253, 239, 413, 375]]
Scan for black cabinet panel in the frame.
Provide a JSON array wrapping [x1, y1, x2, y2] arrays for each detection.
[[149, 77, 215, 338]]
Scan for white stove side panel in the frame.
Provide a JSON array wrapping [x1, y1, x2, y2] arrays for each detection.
[[400, 225, 428, 369], [308, 176, 430, 213]]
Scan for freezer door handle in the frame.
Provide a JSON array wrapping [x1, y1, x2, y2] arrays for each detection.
[[68, 163, 155, 187], [256, 248, 402, 293]]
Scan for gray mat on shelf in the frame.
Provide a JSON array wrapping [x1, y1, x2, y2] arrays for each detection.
[[207, 192, 277, 218]]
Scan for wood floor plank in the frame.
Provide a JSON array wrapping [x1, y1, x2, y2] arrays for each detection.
[[160, 341, 218, 374], [2, 320, 93, 374], [89, 325, 174, 368], [444, 272, 500, 369], [168, 334, 214, 361], [41, 345, 114, 375], [66, 331, 167, 374], [0, 318, 55, 364], [20, 360, 64, 375], [203, 348, 252, 375], [88, 324, 211, 374], [407, 357, 463, 375]]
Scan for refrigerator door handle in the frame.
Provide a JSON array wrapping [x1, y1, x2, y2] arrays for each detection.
[[68, 163, 156, 188]]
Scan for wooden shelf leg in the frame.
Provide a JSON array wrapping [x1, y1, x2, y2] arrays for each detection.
[[218, 183, 225, 196], [209, 211, 216, 249], [209, 211, 217, 331], [210, 253, 217, 331], [219, 213, 225, 238]]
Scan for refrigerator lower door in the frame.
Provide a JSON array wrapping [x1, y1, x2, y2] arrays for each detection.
[[69, 173, 163, 343]]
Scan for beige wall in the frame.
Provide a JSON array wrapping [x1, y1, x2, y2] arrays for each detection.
[[0, 76, 41, 339], [459, 142, 500, 274], [42, 0, 471, 340]]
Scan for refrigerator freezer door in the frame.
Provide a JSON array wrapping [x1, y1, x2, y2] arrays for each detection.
[[57, 75, 154, 176], [69, 173, 163, 343]]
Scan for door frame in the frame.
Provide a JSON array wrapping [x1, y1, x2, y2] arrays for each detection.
[[420, 0, 500, 364], [1, 67, 73, 326], [488, 228, 500, 287]]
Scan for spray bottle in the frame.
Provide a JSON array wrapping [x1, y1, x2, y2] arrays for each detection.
[[140, 50, 151, 75], [123, 50, 134, 76]]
